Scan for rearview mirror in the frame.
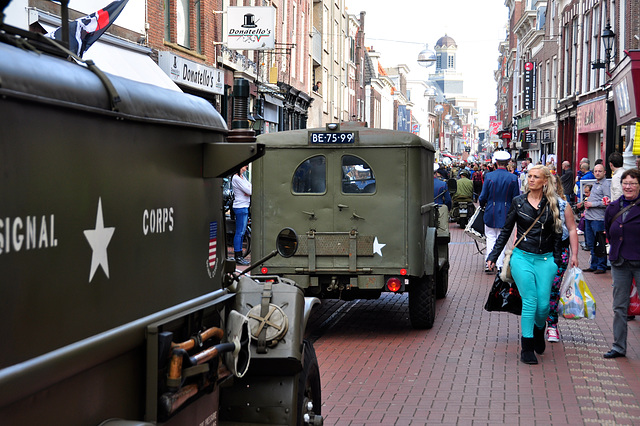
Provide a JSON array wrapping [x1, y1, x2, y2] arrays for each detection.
[[276, 228, 298, 258]]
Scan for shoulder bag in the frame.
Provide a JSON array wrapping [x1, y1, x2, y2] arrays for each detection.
[[499, 204, 546, 283]]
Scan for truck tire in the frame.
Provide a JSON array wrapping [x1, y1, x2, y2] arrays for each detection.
[[436, 261, 449, 299], [409, 275, 436, 329], [297, 339, 322, 426]]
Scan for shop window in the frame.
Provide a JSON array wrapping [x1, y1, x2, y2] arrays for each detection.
[[164, 0, 202, 53], [292, 156, 326, 194], [341, 155, 375, 194]]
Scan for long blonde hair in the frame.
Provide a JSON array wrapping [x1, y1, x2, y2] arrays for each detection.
[[554, 174, 566, 201], [528, 165, 562, 233]]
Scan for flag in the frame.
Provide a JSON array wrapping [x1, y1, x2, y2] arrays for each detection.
[[47, 0, 129, 58], [208, 222, 218, 270]]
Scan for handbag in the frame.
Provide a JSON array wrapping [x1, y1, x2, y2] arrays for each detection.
[[484, 272, 522, 315], [499, 206, 546, 283], [464, 207, 485, 243], [594, 230, 608, 258], [629, 279, 640, 316]]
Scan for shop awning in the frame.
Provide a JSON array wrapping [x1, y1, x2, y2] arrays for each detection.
[[263, 93, 284, 107]]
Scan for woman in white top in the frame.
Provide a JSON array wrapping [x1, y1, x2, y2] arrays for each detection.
[[232, 165, 252, 265]]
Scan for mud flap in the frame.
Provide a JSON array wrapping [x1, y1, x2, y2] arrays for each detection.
[[424, 227, 437, 276]]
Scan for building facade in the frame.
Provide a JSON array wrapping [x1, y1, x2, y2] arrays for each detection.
[[499, 0, 640, 172]]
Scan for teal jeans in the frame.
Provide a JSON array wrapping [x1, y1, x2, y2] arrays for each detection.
[[510, 247, 558, 338]]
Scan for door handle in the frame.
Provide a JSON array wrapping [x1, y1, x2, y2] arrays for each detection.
[[352, 212, 365, 220], [302, 210, 316, 219], [337, 204, 348, 211]]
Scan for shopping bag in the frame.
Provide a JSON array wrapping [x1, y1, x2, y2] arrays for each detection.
[[629, 279, 640, 316], [560, 267, 585, 319], [580, 279, 596, 319], [484, 273, 522, 315], [561, 267, 596, 319], [594, 230, 608, 257], [464, 207, 485, 243]]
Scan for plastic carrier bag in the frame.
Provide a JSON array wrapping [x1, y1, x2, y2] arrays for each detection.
[[560, 267, 596, 320], [629, 279, 640, 316]]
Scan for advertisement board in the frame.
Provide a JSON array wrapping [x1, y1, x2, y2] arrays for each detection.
[[227, 7, 276, 50]]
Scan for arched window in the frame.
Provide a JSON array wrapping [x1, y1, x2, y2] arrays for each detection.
[[341, 155, 376, 194], [292, 155, 326, 194]]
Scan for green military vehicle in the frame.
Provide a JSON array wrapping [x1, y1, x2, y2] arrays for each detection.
[[251, 123, 450, 329], [0, 7, 322, 425]]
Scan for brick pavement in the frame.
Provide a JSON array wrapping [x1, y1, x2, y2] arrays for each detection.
[[310, 223, 640, 425]]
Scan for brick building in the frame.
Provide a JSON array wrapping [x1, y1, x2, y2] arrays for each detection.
[[499, 0, 640, 170]]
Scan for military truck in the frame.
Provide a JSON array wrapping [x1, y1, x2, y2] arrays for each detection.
[[251, 123, 450, 329], [0, 9, 322, 425]]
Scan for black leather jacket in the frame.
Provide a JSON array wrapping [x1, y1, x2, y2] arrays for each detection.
[[488, 193, 563, 266]]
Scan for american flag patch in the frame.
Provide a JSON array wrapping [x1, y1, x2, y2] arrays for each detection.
[[208, 222, 217, 269]]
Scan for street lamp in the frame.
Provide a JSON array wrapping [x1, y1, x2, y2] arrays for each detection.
[[602, 22, 616, 66], [417, 44, 436, 68], [591, 21, 616, 70]]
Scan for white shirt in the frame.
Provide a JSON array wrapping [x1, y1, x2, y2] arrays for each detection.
[[232, 174, 252, 209], [611, 166, 626, 202]]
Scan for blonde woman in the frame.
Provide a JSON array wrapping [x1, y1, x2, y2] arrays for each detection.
[[487, 165, 563, 364]]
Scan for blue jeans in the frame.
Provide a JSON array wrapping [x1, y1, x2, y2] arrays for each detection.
[[233, 207, 249, 253], [510, 248, 558, 338], [585, 219, 607, 271]]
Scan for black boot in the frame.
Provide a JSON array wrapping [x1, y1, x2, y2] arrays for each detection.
[[533, 326, 546, 354], [235, 251, 249, 266], [521, 337, 538, 364]]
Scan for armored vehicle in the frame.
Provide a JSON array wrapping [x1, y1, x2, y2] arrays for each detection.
[[251, 123, 450, 329], [0, 10, 321, 426]]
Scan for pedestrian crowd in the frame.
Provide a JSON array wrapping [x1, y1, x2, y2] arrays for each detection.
[[435, 152, 640, 364]]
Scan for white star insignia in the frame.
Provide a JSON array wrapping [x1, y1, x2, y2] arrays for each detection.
[[84, 198, 115, 282], [373, 237, 386, 256]]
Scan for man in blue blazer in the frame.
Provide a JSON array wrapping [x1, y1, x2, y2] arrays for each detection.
[[478, 151, 521, 272], [434, 165, 452, 238]]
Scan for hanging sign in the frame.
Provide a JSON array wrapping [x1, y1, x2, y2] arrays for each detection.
[[523, 62, 536, 110], [227, 7, 276, 50]]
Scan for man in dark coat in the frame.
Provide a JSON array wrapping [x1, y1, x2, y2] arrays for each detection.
[[560, 161, 574, 203], [478, 151, 521, 272]]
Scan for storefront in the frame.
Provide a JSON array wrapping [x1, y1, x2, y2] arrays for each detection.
[[575, 96, 607, 166], [261, 92, 284, 134], [610, 50, 640, 169], [514, 114, 540, 163], [278, 82, 311, 131], [158, 51, 224, 107]]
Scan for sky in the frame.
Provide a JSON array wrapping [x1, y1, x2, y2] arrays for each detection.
[[67, 0, 146, 33], [345, 0, 509, 128]]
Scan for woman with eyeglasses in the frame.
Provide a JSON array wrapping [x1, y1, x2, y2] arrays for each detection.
[[603, 168, 640, 359]]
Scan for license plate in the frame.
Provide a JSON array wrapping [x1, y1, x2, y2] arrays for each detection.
[[460, 209, 467, 214]]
